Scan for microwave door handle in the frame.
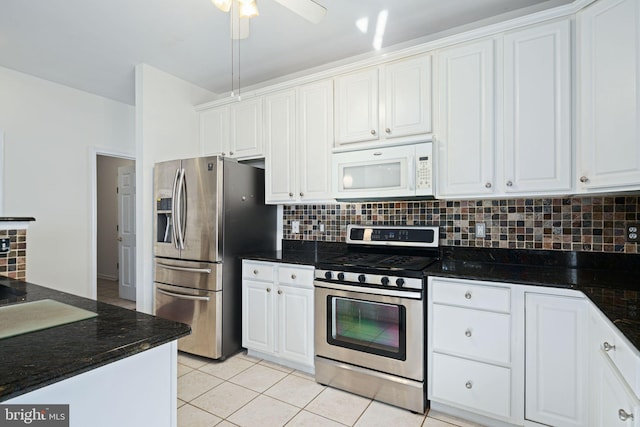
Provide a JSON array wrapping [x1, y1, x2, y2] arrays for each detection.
[[408, 157, 416, 191], [170, 168, 180, 249]]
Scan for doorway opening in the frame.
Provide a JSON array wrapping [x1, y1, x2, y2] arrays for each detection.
[[96, 154, 136, 310]]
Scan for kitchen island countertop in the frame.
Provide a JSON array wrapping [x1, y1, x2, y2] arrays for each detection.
[[0, 278, 190, 402]]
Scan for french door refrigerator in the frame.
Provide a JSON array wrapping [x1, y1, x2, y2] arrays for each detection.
[[153, 156, 276, 359]]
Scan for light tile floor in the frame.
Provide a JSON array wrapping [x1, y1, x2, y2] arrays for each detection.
[[177, 351, 485, 427], [96, 278, 136, 310]]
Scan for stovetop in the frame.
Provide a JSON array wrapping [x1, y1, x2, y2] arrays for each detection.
[[320, 252, 439, 272]]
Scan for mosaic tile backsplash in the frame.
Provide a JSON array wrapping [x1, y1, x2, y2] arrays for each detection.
[[282, 196, 640, 254], [0, 229, 27, 280]]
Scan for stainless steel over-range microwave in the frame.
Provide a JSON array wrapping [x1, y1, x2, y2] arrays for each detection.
[[332, 142, 434, 200]]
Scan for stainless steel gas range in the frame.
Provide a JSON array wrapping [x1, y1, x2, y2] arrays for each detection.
[[314, 224, 440, 414]]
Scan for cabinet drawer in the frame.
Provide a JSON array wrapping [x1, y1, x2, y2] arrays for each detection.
[[242, 261, 275, 282], [430, 278, 510, 313], [431, 352, 511, 418], [432, 304, 511, 364], [278, 265, 314, 288]]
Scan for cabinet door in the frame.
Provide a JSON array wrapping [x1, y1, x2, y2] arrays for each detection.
[[436, 38, 495, 198], [230, 97, 264, 159], [525, 293, 589, 427], [592, 350, 640, 427], [298, 79, 334, 202], [200, 106, 229, 156], [276, 284, 314, 367], [384, 55, 432, 139], [334, 68, 379, 146], [242, 279, 273, 354], [503, 20, 572, 194], [577, 0, 640, 192], [265, 90, 297, 204]]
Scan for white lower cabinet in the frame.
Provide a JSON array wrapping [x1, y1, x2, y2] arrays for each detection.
[[525, 293, 589, 427], [428, 277, 520, 425], [242, 260, 314, 373]]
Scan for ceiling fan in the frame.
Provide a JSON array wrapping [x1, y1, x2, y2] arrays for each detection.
[[212, 0, 327, 39]]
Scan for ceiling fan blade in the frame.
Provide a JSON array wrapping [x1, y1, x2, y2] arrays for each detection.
[[230, 2, 250, 39], [273, 0, 327, 24]]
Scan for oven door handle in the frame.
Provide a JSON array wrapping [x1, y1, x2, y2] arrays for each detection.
[[156, 288, 211, 302], [314, 281, 422, 299]]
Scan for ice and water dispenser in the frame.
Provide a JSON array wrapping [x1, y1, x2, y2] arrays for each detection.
[[156, 197, 173, 243]]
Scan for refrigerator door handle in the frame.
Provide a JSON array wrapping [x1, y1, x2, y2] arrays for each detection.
[[176, 168, 186, 250], [156, 263, 212, 274], [157, 288, 211, 302], [171, 168, 181, 250]]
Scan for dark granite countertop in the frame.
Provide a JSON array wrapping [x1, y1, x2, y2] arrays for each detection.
[[0, 217, 35, 222], [0, 278, 190, 402], [244, 242, 640, 352]]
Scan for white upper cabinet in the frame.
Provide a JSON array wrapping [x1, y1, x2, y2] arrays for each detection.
[[200, 97, 264, 160], [577, 0, 640, 193], [200, 105, 229, 157], [265, 89, 296, 203], [230, 97, 263, 159], [265, 80, 333, 204], [503, 19, 573, 194], [334, 55, 432, 148], [436, 38, 496, 198]]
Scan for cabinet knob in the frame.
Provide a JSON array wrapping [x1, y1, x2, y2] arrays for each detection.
[[299, 192, 304, 197], [385, 128, 391, 134], [465, 381, 473, 389], [465, 291, 472, 300], [603, 341, 616, 352], [266, 287, 271, 292], [371, 129, 376, 135], [289, 192, 293, 197], [465, 329, 472, 337], [485, 182, 492, 189], [580, 176, 589, 183], [253, 269, 259, 275], [230, 151, 234, 155], [291, 274, 297, 280], [618, 409, 634, 422], [506, 181, 513, 187], [222, 152, 227, 156], [277, 289, 283, 295]]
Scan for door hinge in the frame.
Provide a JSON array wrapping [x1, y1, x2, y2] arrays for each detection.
[[117, 262, 119, 269], [116, 225, 119, 231], [117, 187, 119, 194]]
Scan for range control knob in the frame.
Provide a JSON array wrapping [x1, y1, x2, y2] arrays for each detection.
[[358, 274, 366, 283], [381, 277, 390, 286], [337, 272, 345, 281], [396, 278, 405, 288], [324, 271, 333, 280]]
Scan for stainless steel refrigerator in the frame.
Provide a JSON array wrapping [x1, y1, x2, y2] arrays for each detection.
[[153, 156, 276, 359]]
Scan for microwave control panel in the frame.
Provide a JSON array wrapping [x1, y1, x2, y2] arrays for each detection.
[[416, 155, 432, 190]]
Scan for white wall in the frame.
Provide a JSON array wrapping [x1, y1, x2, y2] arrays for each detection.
[[97, 155, 135, 280], [0, 65, 135, 297], [135, 64, 215, 314]]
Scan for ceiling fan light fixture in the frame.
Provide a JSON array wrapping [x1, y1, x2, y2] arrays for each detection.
[[238, 0, 259, 19], [212, 0, 233, 13]]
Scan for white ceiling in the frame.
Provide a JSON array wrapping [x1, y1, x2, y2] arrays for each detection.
[[0, 0, 572, 105]]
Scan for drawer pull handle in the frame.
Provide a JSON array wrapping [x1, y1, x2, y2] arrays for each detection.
[[465, 381, 473, 389], [464, 292, 472, 299], [603, 341, 616, 352], [278, 289, 283, 295], [291, 274, 297, 280], [465, 329, 472, 337], [266, 288, 271, 293], [618, 409, 634, 422]]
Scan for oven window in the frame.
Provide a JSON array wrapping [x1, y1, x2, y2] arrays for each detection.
[[327, 296, 406, 360]]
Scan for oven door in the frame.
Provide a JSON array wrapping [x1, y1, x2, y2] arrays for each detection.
[[314, 281, 424, 381]]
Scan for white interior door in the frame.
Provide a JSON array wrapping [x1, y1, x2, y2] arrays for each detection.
[[118, 165, 136, 301]]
